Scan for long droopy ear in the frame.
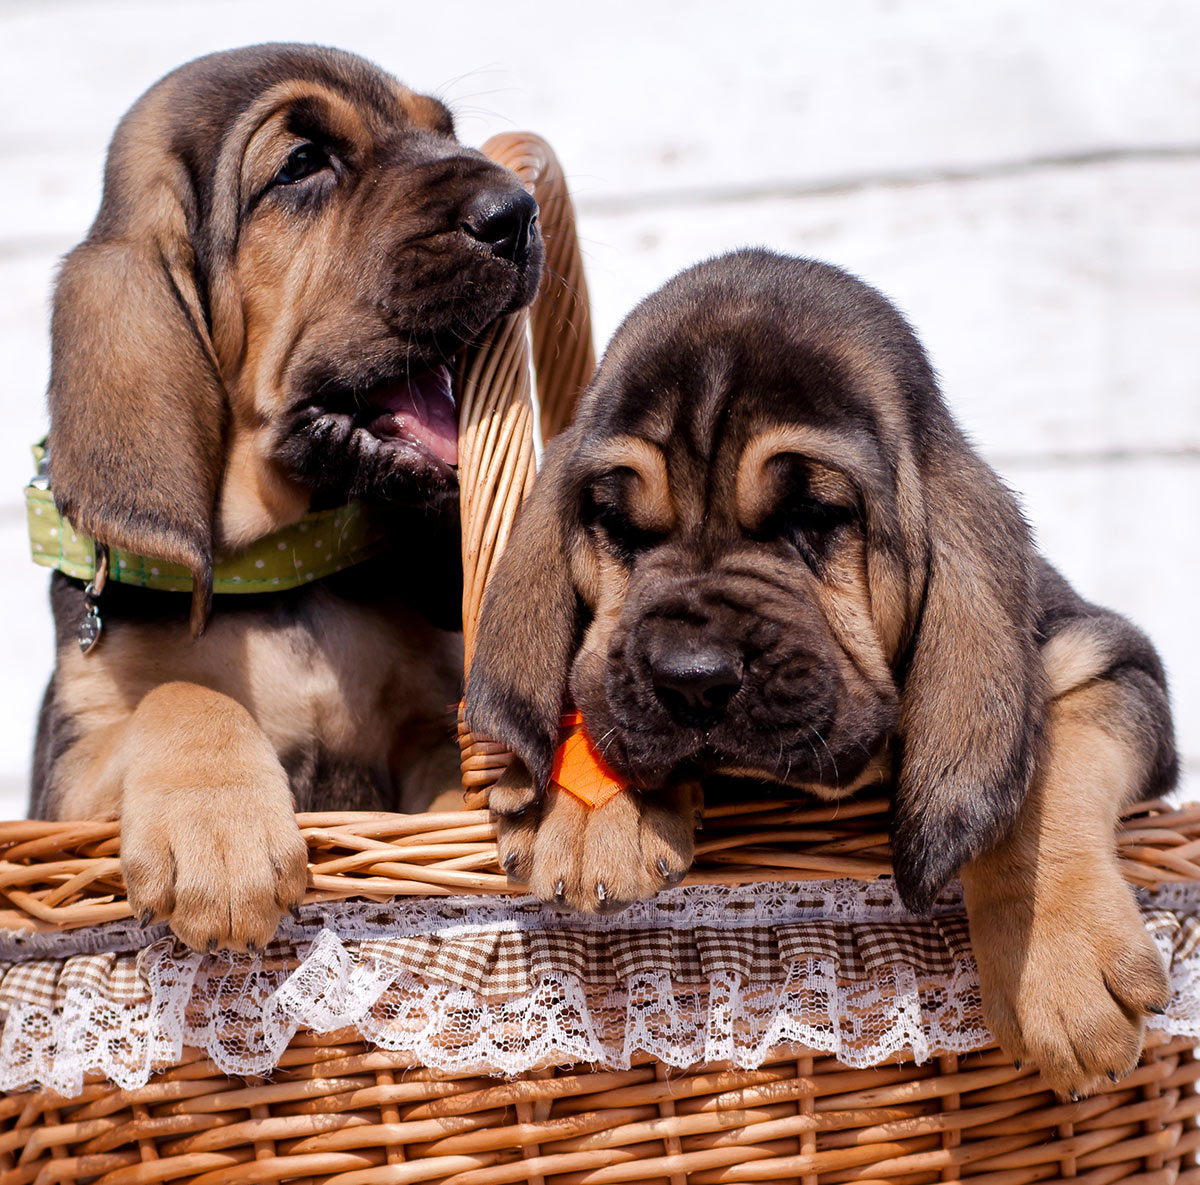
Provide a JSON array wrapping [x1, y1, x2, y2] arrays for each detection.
[[465, 433, 585, 796], [891, 431, 1045, 912], [47, 112, 226, 635]]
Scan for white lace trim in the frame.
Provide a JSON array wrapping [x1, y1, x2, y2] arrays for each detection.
[[1, 880, 1198, 1098], [0, 879, 966, 962]]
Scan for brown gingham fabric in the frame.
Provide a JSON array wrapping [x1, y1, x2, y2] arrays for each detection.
[[1, 895, 1196, 1016], [0, 950, 149, 1014]]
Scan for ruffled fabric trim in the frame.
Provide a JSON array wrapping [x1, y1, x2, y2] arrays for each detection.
[[2, 880, 1198, 1098]]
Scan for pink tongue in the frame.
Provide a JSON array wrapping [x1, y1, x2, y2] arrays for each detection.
[[369, 365, 458, 466]]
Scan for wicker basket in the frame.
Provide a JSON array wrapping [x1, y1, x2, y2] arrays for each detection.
[[3, 133, 1200, 1185]]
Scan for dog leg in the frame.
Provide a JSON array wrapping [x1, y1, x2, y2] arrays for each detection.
[[962, 675, 1170, 1098], [56, 681, 308, 951]]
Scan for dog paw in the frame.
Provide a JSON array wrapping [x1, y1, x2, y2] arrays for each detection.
[[487, 761, 542, 817], [496, 783, 698, 912], [122, 774, 309, 953], [971, 881, 1168, 1099]]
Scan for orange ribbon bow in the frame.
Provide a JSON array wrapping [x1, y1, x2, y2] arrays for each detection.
[[549, 709, 626, 809]]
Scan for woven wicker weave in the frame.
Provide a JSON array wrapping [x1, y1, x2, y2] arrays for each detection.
[[2, 1034, 1198, 1185], [3, 796, 1200, 934], [2, 132, 1197, 1184]]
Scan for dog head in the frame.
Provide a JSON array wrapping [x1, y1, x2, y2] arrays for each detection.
[[467, 249, 1046, 911], [47, 43, 542, 631]]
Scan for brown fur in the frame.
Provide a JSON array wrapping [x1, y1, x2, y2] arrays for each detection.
[[33, 44, 544, 952], [465, 249, 1178, 1097]]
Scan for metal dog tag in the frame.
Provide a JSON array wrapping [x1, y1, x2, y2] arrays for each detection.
[[78, 599, 102, 654], [78, 545, 109, 655]]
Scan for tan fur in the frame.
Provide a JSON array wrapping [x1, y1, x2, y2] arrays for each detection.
[[1041, 624, 1116, 700], [53, 594, 462, 816], [40, 45, 545, 953], [735, 425, 864, 530], [962, 678, 1168, 1097], [586, 436, 675, 533], [500, 783, 700, 909], [51, 595, 462, 951], [99, 683, 308, 951], [736, 423, 916, 666], [811, 538, 898, 707], [212, 82, 432, 548]]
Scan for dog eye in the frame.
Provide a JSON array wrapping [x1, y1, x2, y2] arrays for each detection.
[[768, 496, 856, 574], [782, 496, 856, 536], [582, 482, 664, 561], [273, 143, 330, 186], [760, 455, 858, 546]]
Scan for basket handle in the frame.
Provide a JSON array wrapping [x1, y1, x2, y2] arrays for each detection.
[[457, 132, 595, 673], [483, 132, 595, 447], [456, 133, 594, 797]]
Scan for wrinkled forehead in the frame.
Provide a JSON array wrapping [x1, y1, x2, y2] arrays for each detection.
[[99, 45, 456, 240], [576, 303, 900, 514], [112, 46, 448, 179]]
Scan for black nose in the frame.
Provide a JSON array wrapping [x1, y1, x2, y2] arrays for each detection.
[[461, 186, 539, 263], [650, 642, 744, 724]]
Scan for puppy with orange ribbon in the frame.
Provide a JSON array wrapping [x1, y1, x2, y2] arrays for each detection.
[[465, 249, 1177, 1098]]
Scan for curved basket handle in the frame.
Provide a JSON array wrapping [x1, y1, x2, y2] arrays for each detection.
[[457, 133, 595, 673], [482, 132, 596, 446], [456, 133, 594, 796]]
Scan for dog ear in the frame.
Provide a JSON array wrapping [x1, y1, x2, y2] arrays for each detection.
[[47, 129, 225, 636], [890, 435, 1045, 913], [466, 433, 584, 796]]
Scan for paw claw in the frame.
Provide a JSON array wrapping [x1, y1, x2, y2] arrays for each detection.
[[514, 784, 697, 913]]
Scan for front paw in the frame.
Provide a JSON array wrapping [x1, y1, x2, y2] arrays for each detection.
[[122, 770, 308, 953], [971, 882, 1168, 1099], [497, 783, 698, 912]]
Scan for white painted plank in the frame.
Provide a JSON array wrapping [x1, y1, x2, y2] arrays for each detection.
[[2, 0, 1198, 239], [576, 158, 1200, 457]]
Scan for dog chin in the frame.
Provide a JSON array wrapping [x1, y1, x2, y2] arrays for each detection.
[[614, 732, 891, 799]]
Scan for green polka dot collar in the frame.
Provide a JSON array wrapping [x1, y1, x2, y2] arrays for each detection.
[[26, 445, 386, 595]]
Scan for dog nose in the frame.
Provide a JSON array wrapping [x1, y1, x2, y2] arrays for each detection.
[[650, 643, 744, 723], [461, 187, 539, 263]]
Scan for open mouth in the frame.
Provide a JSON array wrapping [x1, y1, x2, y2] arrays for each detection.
[[358, 363, 458, 468]]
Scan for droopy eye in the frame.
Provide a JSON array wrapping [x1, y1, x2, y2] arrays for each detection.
[[759, 454, 858, 558], [582, 472, 665, 561], [273, 142, 330, 185]]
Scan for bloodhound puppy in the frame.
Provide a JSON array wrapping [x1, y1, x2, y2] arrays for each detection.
[[465, 249, 1178, 1097], [31, 44, 542, 951]]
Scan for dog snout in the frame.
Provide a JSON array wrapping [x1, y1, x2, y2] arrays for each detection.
[[648, 637, 744, 724], [461, 186, 539, 264]]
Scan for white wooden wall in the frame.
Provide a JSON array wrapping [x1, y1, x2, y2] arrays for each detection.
[[1, 0, 1196, 816]]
